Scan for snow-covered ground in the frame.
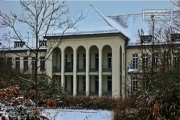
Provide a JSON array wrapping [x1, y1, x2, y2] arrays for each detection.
[[1, 102, 114, 120], [41, 109, 114, 120]]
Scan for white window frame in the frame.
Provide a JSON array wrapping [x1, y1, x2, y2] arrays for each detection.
[[23, 57, 28, 71], [40, 56, 45, 71], [142, 53, 148, 69], [15, 57, 20, 70], [132, 76, 138, 92], [132, 54, 138, 69]]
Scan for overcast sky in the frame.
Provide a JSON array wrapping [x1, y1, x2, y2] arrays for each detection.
[[0, 1, 175, 16], [0, 0, 176, 44]]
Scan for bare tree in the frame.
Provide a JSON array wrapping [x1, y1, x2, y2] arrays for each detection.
[[0, 0, 82, 107], [127, 5, 180, 119]]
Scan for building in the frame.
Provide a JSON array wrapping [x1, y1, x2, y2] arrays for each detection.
[[0, 40, 47, 78], [0, 5, 179, 98], [44, 5, 129, 98], [126, 34, 180, 95]]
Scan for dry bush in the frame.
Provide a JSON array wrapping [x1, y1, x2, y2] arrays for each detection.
[[58, 95, 137, 120], [59, 95, 120, 110], [46, 99, 57, 108], [113, 96, 136, 120]]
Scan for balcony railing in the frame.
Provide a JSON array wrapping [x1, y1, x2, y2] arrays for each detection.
[[77, 65, 86, 72], [64, 89, 73, 95], [52, 65, 112, 72], [102, 65, 112, 72], [52, 66, 61, 72], [102, 89, 112, 96], [89, 65, 99, 72], [77, 89, 86, 95], [89, 89, 98, 96]]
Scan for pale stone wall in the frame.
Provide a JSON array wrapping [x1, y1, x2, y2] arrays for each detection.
[[46, 35, 126, 97], [1, 34, 127, 98], [2, 50, 46, 74]]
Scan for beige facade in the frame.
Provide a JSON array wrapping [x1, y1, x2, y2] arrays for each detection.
[[0, 48, 47, 75], [45, 34, 127, 97], [1, 34, 179, 98], [1, 5, 179, 98], [126, 39, 180, 96]]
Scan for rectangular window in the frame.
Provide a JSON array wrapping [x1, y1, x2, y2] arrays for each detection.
[[161, 51, 170, 66], [0, 58, 4, 64], [77, 76, 79, 92], [107, 76, 112, 91], [83, 54, 86, 69], [132, 76, 138, 92], [142, 53, 148, 69], [77, 54, 79, 69], [65, 76, 67, 91], [107, 53, 112, 68], [32, 57, 35, 71], [65, 54, 67, 63], [40, 57, 45, 71], [71, 76, 73, 92], [144, 36, 151, 43], [140, 35, 152, 43], [154, 53, 158, 69], [164, 51, 171, 66], [95, 54, 99, 70], [83, 76, 86, 92], [90, 54, 91, 66], [132, 54, 138, 69], [23, 57, 28, 71], [174, 52, 180, 66], [171, 34, 180, 41], [71, 54, 73, 69], [15, 57, 20, 71], [39, 41, 47, 47], [95, 76, 99, 93], [65, 54, 68, 69], [65, 54, 72, 72], [7, 57, 12, 69], [177, 34, 180, 39]]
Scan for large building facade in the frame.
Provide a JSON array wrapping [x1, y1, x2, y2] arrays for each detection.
[[45, 33, 127, 98], [0, 5, 179, 98], [44, 5, 129, 97]]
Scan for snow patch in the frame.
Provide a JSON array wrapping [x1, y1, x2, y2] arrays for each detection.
[[41, 109, 114, 120]]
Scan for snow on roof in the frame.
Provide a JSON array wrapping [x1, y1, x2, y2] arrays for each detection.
[[91, 5, 130, 37], [50, 5, 129, 38], [47, 4, 152, 44]]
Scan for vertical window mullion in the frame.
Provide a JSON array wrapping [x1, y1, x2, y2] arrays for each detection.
[[132, 54, 138, 69]]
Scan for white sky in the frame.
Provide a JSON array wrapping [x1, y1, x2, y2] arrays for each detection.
[[0, 0, 176, 44]]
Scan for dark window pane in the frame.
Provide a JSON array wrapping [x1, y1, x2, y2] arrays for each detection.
[[40, 57, 45, 71]]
